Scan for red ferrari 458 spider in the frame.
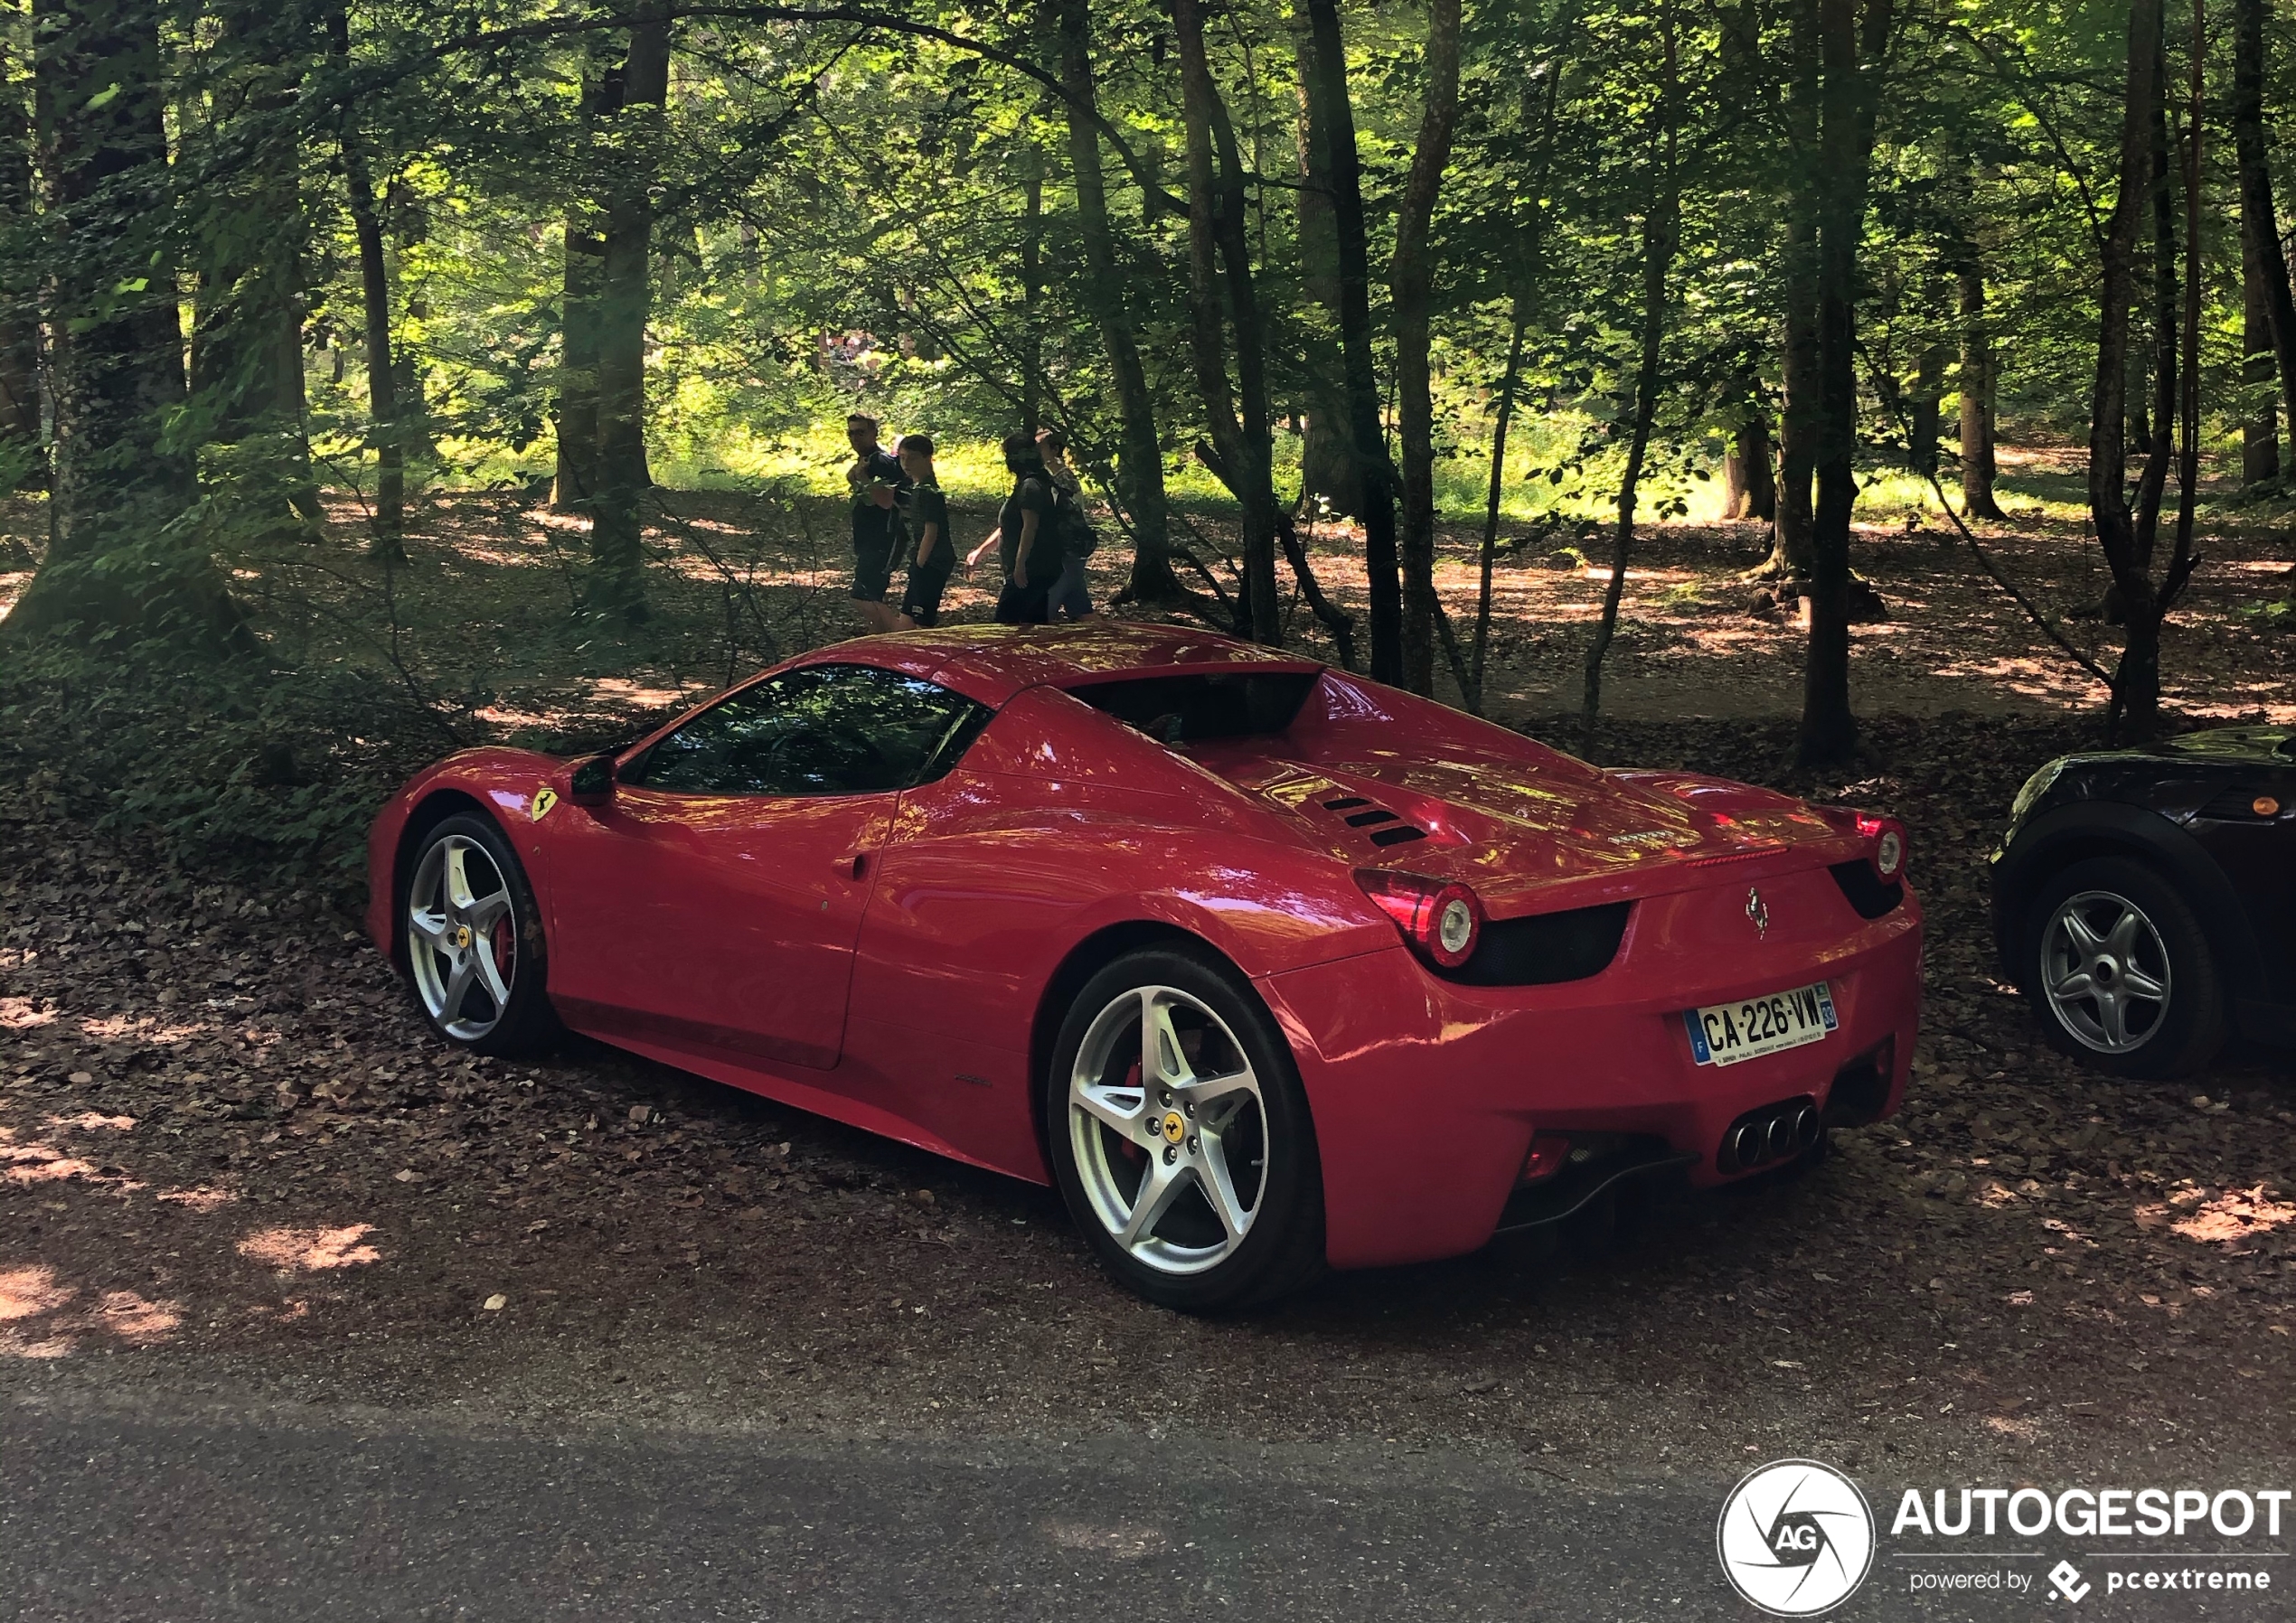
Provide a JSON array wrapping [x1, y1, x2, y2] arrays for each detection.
[[367, 624, 1921, 1309]]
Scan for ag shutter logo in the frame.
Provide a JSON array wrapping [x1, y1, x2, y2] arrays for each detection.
[[1717, 1459, 1877, 1617]]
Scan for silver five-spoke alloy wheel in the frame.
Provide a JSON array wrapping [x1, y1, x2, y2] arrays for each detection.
[[2039, 888, 2171, 1054], [1067, 984, 1268, 1276], [408, 833, 518, 1042]]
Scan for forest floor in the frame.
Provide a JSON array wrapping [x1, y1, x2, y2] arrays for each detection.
[[1, 462, 2293, 1494]]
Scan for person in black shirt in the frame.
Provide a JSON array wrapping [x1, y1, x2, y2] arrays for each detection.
[[1035, 427, 1104, 623], [979, 431, 1055, 624], [845, 411, 910, 633], [895, 434, 955, 629]]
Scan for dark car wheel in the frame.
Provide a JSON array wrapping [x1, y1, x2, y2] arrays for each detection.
[[403, 813, 560, 1056], [1045, 947, 1326, 1312], [2025, 856, 2225, 1078]]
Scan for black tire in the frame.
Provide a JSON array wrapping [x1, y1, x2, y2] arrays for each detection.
[[401, 812, 560, 1057], [1044, 946, 1326, 1312], [2023, 856, 2225, 1079]]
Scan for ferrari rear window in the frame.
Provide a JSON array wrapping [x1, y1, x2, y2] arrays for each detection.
[[1068, 671, 1319, 746]]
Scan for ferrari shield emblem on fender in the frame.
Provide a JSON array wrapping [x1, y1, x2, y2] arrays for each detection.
[[531, 787, 559, 822]]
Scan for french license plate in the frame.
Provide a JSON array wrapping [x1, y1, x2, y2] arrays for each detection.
[[1684, 981, 1837, 1067]]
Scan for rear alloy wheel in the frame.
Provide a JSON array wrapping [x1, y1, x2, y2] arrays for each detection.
[[404, 813, 558, 1055], [1047, 948, 1324, 1311], [2027, 856, 2224, 1079]]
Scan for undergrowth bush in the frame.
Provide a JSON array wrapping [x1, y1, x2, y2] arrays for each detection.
[[0, 649, 459, 901]]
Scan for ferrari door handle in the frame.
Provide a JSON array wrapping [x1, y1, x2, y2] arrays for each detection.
[[839, 851, 871, 879]]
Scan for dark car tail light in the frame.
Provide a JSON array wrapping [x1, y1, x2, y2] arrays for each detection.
[[1855, 813, 1908, 883], [1355, 869, 1483, 970]]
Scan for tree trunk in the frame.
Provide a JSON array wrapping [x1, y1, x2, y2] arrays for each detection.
[[1290, 17, 1360, 518], [1725, 412, 1777, 521], [1172, 0, 1280, 644], [185, 3, 317, 530], [2244, 212, 2280, 483], [588, 14, 672, 624], [389, 182, 436, 461], [1053, 0, 1179, 605], [1907, 342, 1944, 477], [1767, 0, 1821, 585], [553, 46, 608, 513], [329, 6, 401, 552], [1018, 143, 1043, 435], [1390, 0, 1461, 698], [0, 67, 42, 469], [2127, 346, 2152, 456], [1303, 0, 1401, 680], [1957, 266, 2004, 520], [1470, 309, 1525, 714], [346, 163, 402, 554], [1795, 0, 1893, 768], [2235, 0, 2296, 463], [1583, 4, 1679, 745], [2133, 31, 2178, 570], [2169, 0, 2201, 602], [12, 0, 240, 648], [344, 175, 400, 547], [186, 5, 304, 446], [554, 223, 603, 511], [2088, 0, 2165, 736]]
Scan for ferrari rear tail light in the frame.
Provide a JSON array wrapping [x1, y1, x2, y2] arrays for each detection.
[[1518, 1132, 1572, 1185], [1354, 869, 1484, 971], [1854, 813, 1907, 883]]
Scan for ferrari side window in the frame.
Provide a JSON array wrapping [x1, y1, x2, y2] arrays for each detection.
[[627, 665, 987, 797]]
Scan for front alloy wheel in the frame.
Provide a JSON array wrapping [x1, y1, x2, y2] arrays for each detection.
[[403, 813, 558, 1055], [2025, 856, 2223, 1079], [1047, 947, 1324, 1311], [2039, 889, 2170, 1055]]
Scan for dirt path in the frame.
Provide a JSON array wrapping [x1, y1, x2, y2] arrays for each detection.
[[3, 716, 2290, 1488]]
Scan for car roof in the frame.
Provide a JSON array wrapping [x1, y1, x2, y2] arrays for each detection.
[[810, 623, 1325, 708]]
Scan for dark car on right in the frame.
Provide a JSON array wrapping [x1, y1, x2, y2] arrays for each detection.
[[1990, 727, 2296, 1078]]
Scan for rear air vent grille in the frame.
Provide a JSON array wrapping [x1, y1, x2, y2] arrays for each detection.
[[1444, 902, 1632, 988], [1314, 792, 1427, 849]]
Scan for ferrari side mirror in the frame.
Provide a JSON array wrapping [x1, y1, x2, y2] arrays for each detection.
[[568, 754, 616, 805]]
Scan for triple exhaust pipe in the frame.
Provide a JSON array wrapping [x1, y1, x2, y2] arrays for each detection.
[[1719, 1099, 1822, 1174]]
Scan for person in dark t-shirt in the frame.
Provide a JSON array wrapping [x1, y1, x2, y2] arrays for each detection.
[[895, 434, 955, 629], [845, 411, 910, 633], [1035, 427, 1103, 623], [980, 430, 1055, 625]]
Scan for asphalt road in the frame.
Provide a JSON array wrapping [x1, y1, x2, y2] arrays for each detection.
[[3, 1400, 2283, 1623]]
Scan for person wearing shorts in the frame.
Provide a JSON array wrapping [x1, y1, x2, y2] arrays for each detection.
[[845, 412, 909, 633], [896, 434, 954, 629]]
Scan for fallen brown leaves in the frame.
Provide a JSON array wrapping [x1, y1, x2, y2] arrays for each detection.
[[0, 704, 2290, 1472]]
